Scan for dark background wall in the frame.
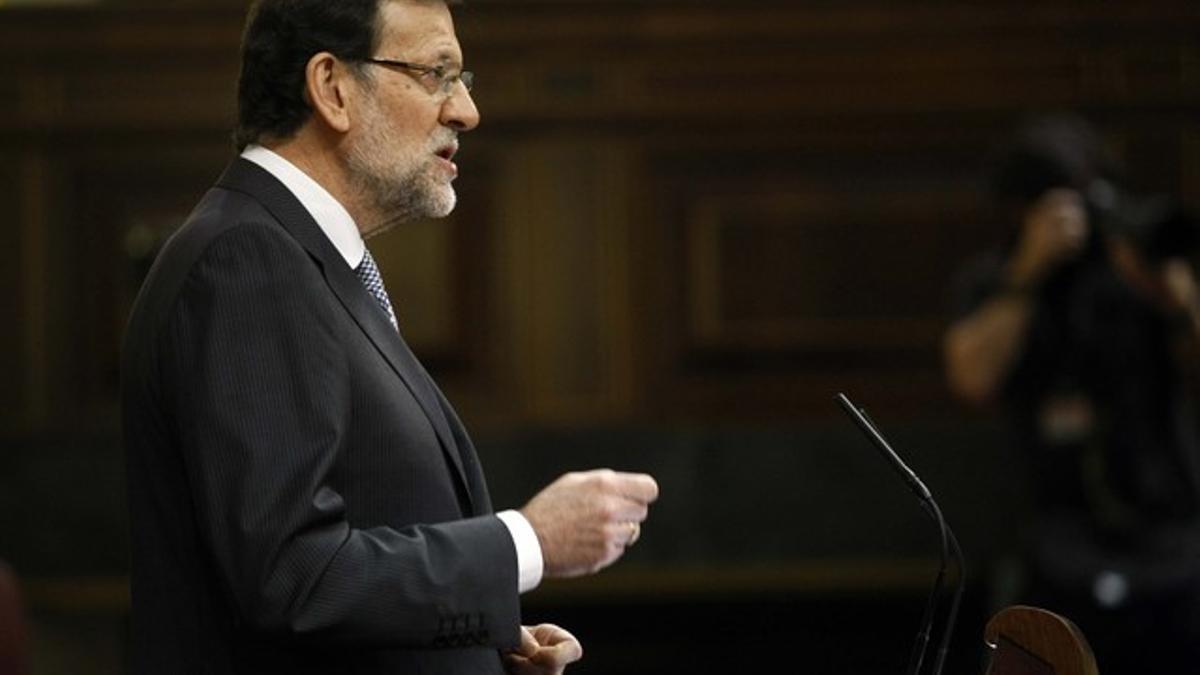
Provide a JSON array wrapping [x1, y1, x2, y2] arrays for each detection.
[[2, 1, 1199, 673]]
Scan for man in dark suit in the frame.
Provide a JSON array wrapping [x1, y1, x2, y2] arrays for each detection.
[[121, 1, 659, 673]]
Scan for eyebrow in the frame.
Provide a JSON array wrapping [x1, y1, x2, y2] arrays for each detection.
[[430, 49, 463, 66], [378, 44, 462, 68]]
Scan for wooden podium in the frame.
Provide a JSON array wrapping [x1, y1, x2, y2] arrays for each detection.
[[983, 606, 1099, 675]]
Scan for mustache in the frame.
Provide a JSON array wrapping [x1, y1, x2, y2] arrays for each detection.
[[428, 130, 458, 151]]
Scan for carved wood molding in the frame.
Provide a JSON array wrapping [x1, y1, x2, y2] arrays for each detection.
[[2, 3, 1197, 132]]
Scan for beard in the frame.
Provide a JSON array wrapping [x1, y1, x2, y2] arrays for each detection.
[[345, 98, 458, 236]]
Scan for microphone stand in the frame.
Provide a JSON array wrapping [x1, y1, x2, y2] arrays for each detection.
[[835, 393, 965, 675], [932, 526, 965, 675], [909, 499, 948, 675]]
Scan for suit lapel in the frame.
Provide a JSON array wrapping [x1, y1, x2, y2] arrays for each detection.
[[215, 159, 475, 514]]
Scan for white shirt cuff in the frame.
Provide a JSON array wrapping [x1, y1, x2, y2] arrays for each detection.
[[496, 510, 544, 593]]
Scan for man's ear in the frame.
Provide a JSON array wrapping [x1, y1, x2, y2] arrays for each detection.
[[305, 51, 356, 134]]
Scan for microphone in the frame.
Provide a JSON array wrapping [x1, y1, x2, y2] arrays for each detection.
[[835, 393, 965, 675]]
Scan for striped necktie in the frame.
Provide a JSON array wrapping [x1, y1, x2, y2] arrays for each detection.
[[354, 248, 398, 330]]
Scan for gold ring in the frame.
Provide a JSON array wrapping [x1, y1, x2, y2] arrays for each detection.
[[626, 522, 641, 547]]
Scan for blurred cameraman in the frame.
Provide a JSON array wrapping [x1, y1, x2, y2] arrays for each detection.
[[944, 114, 1200, 674]]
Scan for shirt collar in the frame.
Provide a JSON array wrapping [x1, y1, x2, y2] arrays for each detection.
[[240, 144, 365, 269]]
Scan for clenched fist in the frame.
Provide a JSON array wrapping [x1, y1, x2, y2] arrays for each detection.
[[520, 469, 659, 578]]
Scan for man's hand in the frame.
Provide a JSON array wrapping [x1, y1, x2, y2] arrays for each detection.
[[1008, 188, 1089, 288], [1162, 258, 1200, 326], [503, 624, 583, 675], [521, 469, 659, 578], [1111, 245, 1200, 331]]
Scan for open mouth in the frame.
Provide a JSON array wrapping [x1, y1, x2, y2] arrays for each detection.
[[432, 143, 459, 180]]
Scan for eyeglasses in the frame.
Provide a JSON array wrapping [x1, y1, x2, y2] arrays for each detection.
[[361, 57, 474, 98]]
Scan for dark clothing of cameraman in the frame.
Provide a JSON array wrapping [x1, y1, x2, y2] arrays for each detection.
[[953, 239, 1200, 674]]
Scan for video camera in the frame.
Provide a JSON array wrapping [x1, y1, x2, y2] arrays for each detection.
[[1086, 179, 1200, 265]]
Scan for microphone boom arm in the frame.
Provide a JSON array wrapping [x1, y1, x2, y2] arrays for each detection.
[[835, 393, 966, 675]]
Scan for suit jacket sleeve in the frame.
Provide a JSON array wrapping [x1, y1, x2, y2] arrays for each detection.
[[161, 221, 520, 649]]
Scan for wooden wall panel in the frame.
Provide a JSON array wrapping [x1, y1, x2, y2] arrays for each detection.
[[13, 153, 52, 428], [2, 10, 239, 136], [628, 132, 992, 418], [684, 189, 973, 351], [373, 221, 460, 352], [460, 3, 1200, 125], [48, 145, 229, 423], [0, 1, 1197, 432], [0, 157, 25, 425], [490, 141, 636, 424], [1186, 132, 1200, 207]]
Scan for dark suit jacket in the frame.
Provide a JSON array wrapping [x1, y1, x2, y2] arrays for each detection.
[[121, 159, 521, 674]]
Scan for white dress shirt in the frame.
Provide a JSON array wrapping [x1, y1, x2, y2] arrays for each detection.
[[241, 145, 544, 594]]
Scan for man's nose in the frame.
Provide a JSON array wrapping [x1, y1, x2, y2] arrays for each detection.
[[441, 86, 480, 132]]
